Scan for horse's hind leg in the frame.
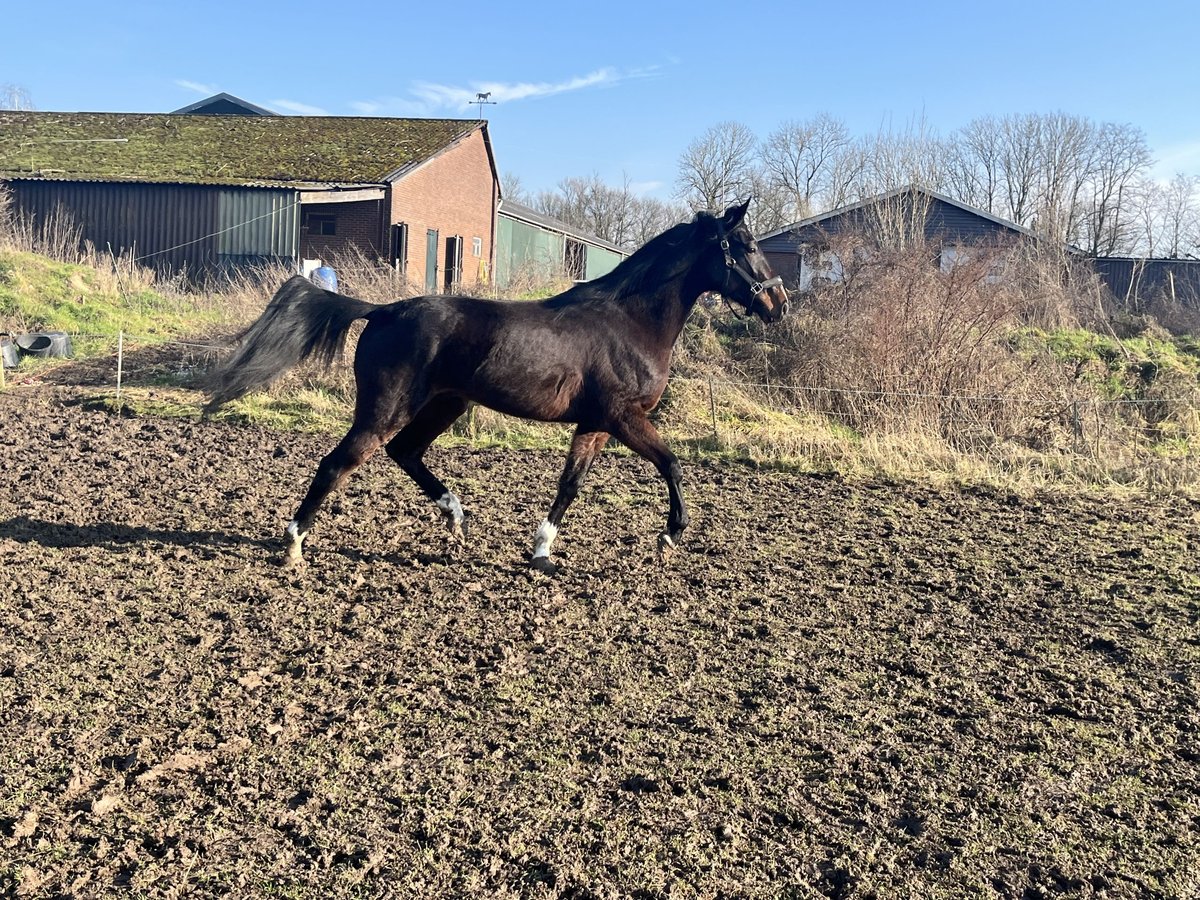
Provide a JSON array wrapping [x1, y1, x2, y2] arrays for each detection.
[[284, 425, 389, 566], [385, 396, 470, 542]]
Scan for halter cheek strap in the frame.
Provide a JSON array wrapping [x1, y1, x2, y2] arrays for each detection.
[[720, 237, 784, 297], [715, 224, 784, 314]]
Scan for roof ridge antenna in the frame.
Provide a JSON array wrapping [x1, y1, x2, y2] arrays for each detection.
[[469, 92, 496, 120]]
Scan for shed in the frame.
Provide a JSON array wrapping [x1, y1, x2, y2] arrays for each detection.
[[758, 186, 1035, 291], [1092, 257, 1200, 311], [0, 110, 499, 288], [495, 199, 626, 289]]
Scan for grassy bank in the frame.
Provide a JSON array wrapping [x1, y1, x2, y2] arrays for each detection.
[[1, 245, 1198, 495]]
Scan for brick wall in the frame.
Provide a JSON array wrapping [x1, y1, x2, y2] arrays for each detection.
[[298, 199, 384, 262], [389, 126, 498, 293]]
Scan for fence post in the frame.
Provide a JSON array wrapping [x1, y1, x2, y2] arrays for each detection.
[[115, 330, 124, 413], [708, 377, 719, 448]]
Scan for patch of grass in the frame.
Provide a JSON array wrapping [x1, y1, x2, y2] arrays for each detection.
[[0, 249, 222, 341]]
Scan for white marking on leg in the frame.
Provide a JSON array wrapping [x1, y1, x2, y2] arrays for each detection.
[[532, 519, 558, 559], [283, 519, 308, 566], [436, 492, 464, 527]]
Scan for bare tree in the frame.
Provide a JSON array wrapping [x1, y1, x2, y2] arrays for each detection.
[[822, 138, 871, 211], [501, 170, 528, 204], [759, 113, 853, 223], [1132, 173, 1200, 258], [0, 84, 34, 110], [1082, 122, 1153, 256], [860, 113, 946, 196], [1032, 112, 1095, 246], [998, 114, 1043, 228], [943, 112, 1154, 254], [626, 195, 690, 248], [675, 121, 757, 212], [944, 117, 1006, 214], [532, 174, 688, 251]]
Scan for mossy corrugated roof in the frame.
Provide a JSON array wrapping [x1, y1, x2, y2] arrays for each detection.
[[0, 112, 480, 186]]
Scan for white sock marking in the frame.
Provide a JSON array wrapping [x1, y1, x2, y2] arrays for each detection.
[[285, 520, 307, 542], [436, 492, 464, 526], [532, 519, 558, 559]]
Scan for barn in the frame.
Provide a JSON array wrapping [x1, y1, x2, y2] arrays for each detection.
[[0, 108, 500, 289], [758, 186, 1036, 292], [495, 199, 626, 289]]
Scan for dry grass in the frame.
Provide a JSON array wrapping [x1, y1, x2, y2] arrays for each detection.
[[2, 186, 1196, 495]]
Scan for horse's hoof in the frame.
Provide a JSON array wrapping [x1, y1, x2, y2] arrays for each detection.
[[657, 532, 677, 563], [280, 543, 306, 569], [279, 552, 305, 570], [445, 511, 469, 543], [530, 556, 557, 576]]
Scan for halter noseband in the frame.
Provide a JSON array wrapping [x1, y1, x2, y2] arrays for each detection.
[[715, 222, 784, 317]]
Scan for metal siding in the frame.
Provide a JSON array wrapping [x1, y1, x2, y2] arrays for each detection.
[[6, 180, 297, 275], [584, 246, 622, 281], [8, 180, 217, 273], [1093, 258, 1200, 308], [217, 189, 297, 257], [495, 215, 565, 288]]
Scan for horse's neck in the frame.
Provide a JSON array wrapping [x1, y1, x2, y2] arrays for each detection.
[[622, 254, 707, 345]]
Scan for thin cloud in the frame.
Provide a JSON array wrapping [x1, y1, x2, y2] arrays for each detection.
[[353, 65, 660, 117], [629, 180, 664, 196], [176, 80, 218, 96], [272, 99, 329, 116]]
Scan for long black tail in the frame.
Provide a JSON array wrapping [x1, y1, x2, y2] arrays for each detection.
[[205, 275, 379, 413]]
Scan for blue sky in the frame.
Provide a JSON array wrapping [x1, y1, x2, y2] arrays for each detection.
[[5, 0, 1198, 197]]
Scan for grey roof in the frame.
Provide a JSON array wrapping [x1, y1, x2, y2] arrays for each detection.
[[170, 92, 279, 116], [757, 185, 1037, 242], [498, 199, 626, 254]]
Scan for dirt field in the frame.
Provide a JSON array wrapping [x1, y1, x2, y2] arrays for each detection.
[[1, 383, 1199, 899]]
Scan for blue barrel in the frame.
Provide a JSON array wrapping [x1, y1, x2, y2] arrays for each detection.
[[311, 266, 338, 291]]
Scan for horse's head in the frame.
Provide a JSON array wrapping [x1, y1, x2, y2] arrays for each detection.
[[704, 200, 790, 323]]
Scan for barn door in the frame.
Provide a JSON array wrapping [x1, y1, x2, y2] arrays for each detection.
[[444, 235, 464, 293], [425, 228, 439, 293], [390, 223, 408, 275]]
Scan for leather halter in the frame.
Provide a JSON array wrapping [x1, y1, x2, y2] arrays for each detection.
[[715, 221, 784, 318]]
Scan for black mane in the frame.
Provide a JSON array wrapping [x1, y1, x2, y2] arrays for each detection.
[[544, 212, 716, 309]]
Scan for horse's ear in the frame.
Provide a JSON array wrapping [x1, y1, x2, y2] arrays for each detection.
[[721, 198, 751, 229]]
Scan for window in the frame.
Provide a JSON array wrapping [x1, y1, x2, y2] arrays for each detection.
[[472, 236, 483, 258], [306, 214, 336, 236]]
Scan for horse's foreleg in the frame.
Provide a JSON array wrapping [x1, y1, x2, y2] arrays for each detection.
[[611, 415, 688, 560], [531, 428, 610, 573], [386, 397, 470, 543], [285, 426, 389, 566]]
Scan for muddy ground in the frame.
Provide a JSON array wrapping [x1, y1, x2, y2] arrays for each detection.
[[1, 382, 1198, 899]]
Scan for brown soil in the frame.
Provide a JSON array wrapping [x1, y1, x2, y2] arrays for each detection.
[[1, 385, 1198, 898]]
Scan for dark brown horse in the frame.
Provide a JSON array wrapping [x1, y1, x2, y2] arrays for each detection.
[[205, 200, 788, 571]]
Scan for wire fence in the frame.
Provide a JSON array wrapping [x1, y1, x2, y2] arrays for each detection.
[[3, 328, 1198, 461]]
